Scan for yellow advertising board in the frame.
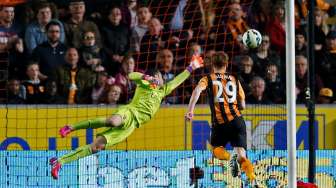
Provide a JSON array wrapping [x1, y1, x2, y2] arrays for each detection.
[[0, 105, 335, 150]]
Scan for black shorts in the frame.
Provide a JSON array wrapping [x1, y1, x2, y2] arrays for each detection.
[[210, 116, 247, 150]]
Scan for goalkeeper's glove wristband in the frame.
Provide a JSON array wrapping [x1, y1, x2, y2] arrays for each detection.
[[186, 65, 193, 73]]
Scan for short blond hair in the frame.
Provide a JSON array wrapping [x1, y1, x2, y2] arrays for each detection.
[[211, 51, 229, 69]]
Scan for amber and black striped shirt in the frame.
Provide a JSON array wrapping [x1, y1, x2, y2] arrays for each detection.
[[197, 72, 245, 125]]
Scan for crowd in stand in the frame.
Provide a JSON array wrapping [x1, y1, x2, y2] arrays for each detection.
[[2, 0, 336, 105]]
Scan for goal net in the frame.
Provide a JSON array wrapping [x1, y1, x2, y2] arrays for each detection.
[[1, 0, 335, 187]]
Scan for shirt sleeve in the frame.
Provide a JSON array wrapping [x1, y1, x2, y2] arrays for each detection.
[[316, 0, 330, 11], [59, 21, 66, 43], [24, 25, 37, 54], [128, 72, 150, 86], [164, 69, 190, 96]]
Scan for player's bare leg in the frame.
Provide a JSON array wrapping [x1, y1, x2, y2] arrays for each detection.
[[234, 147, 255, 182]]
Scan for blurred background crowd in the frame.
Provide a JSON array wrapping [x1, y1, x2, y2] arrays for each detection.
[[1, 0, 335, 105]]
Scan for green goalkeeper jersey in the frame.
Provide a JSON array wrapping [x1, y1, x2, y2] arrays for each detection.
[[125, 70, 190, 127]]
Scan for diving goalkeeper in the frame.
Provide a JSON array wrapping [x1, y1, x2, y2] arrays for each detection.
[[50, 55, 203, 179]]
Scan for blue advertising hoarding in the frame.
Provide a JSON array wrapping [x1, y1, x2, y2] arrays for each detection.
[[1, 150, 335, 187]]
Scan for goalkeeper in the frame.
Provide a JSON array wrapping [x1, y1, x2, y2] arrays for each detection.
[[50, 55, 203, 179]]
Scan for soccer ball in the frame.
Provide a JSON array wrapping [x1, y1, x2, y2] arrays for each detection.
[[242, 29, 262, 49]]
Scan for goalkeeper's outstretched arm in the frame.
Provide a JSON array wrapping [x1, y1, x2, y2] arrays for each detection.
[[164, 55, 203, 96], [128, 72, 159, 87], [129, 72, 145, 84]]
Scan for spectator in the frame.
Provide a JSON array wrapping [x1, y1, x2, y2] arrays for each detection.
[[79, 30, 107, 72], [250, 34, 281, 77], [0, 5, 25, 78], [91, 71, 110, 104], [187, 42, 202, 59], [246, 76, 272, 104], [21, 62, 47, 104], [114, 54, 137, 102], [295, 0, 334, 27], [237, 55, 255, 95], [140, 17, 191, 68], [101, 6, 130, 76], [314, 8, 328, 52], [127, 0, 138, 28], [6, 78, 25, 104], [32, 20, 67, 80], [247, 0, 271, 33], [213, 3, 248, 58], [0, 5, 23, 52], [130, 5, 152, 52], [266, 1, 285, 56], [158, 49, 175, 81], [64, 0, 101, 48], [115, 0, 136, 29], [148, 0, 187, 29], [55, 48, 96, 104], [24, 2, 65, 54], [8, 37, 25, 79], [157, 49, 178, 104], [139, 18, 166, 68], [169, 0, 188, 30], [295, 28, 307, 56], [295, 0, 307, 28], [264, 63, 284, 104], [296, 55, 323, 104], [105, 84, 123, 105], [320, 31, 336, 95], [317, 87, 334, 104], [182, 0, 204, 29], [45, 80, 65, 104]]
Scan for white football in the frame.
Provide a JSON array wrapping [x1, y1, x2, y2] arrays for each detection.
[[242, 29, 262, 48]]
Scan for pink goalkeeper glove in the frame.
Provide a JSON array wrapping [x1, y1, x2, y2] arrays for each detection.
[[187, 55, 204, 72]]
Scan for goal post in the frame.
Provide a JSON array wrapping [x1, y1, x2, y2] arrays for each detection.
[[285, 0, 297, 187]]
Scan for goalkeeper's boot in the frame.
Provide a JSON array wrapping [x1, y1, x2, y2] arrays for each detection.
[[229, 154, 240, 177], [50, 157, 62, 180], [213, 146, 230, 160], [59, 125, 72, 138], [240, 157, 256, 182]]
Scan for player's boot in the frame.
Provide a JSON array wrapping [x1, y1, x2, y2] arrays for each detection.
[[229, 154, 240, 177], [240, 158, 256, 182], [50, 157, 62, 180], [59, 125, 72, 138]]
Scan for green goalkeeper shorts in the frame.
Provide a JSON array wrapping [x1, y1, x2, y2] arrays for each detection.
[[97, 107, 137, 148]]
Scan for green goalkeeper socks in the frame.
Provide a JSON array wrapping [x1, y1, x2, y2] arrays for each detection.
[[72, 117, 107, 130], [58, 118, 107, 165], [58, 144, 92, 165]]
